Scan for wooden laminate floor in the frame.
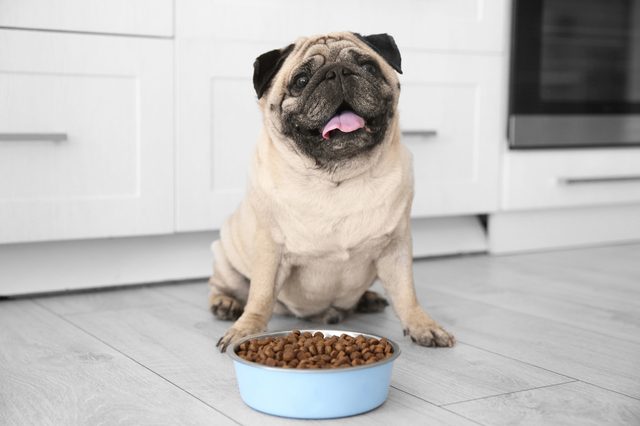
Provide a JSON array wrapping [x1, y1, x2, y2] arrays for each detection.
[[2, 243, 640, 425]]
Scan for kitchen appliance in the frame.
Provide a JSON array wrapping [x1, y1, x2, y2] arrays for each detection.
[[509, 0, 640, 148]]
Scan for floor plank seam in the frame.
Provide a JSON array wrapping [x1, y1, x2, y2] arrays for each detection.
[[458, 341, 578, 380], [44, 301, 179, 317], [424, 286, 640, 346], [434, 338, 579, 383], [458, 341, 640, 401], [439, 380, 578, 408], [389, 385, 486, 426], [438, 405, 490, 426], [31, 299, 243, 426], [568, 379, 640, 402], [151, 286, 207, 310]]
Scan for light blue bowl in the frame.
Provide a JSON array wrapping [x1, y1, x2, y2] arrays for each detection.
[[228, 329, 401, 419]]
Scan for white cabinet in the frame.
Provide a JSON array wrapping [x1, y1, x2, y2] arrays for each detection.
[[0, 0, 173, 37], [400, 52, 503, 216], [0, 0, 511, 292], [0, 30, 174, 243]]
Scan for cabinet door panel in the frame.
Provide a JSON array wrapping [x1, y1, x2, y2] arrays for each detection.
[[399, 52, 503, 216], [176, 41, 269, 231], [210, 79, 260, 193], [0, 30, 174, 243]]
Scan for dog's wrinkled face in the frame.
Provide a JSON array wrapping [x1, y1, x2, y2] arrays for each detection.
[[254, 32, 402, 169]]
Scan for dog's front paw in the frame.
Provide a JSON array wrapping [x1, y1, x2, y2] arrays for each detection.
[[216, 325, 264, 353], [404, 320, 455, 348]]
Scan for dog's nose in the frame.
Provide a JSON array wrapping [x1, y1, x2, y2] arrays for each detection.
[[325, 65, 354, 81]]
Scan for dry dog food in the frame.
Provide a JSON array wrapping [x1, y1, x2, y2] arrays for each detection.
[[235, 330, 394, 369]]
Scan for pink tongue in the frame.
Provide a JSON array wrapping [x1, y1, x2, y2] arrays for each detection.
[[322, 111, 365, 140]]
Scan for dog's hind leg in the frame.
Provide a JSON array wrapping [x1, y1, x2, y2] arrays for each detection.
[[208, 240, 249, 321], [355, 290, 389, 313]]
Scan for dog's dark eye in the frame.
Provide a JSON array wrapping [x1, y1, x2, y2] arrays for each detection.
[[293, 74, 309, 89], [361, 62, 378, 75]]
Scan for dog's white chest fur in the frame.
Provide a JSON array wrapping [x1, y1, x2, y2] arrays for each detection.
[[262, 148, 412, 317], [274, 204, 395, 317], [273, 175, 403, 258]]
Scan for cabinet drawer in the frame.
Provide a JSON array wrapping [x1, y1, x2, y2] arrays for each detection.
[[0, 30, 174, 243], [399, 52, 503, 216], [502, 150, 640, 210], [0, 0, 173, 37], [177, 0, 508, 53]]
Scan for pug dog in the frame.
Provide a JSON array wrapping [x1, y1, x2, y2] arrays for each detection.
[[211, 31, 455, 351]]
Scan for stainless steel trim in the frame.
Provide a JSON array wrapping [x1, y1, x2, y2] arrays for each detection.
[[0, 133, 68, 142], [227, 329, 401, 373], [509, 115, 640, 148], [402, 130, 438, 138], [558, 175, 640, 185]]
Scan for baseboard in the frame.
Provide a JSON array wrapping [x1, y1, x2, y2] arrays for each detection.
[[0, 216, 489, 297], [0, 231, 217, 297], [411, 216, 488, 258], [489, 203, 640, 254]]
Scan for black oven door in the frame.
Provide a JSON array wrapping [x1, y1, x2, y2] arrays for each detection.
[[509, 0, 640, 148]]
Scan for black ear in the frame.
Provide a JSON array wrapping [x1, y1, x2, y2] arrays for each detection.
[[354, 33, 402, 74], [253, 44, 294, 99]]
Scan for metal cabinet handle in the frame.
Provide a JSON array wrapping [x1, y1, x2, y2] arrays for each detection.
[[558, 175, 640, 185], [402, 130, 438, 138], [0, 133, 68, 142]]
